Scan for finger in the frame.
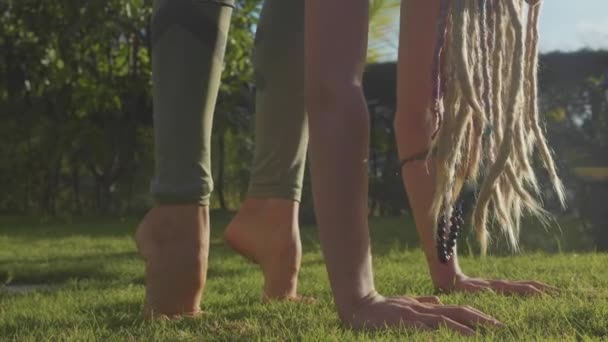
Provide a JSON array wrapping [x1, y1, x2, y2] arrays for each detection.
[[517, 281, 559, 294], [390, 296, 499, 326], [386, 297, 426, 306], [456, 281, 496, 294], [415, 312, 476, 336], [472, 278, 554, 295], [468, 278, 492, 286], [488, 280, 543, 296], [413, 296, 443, 305], [458, 305, 505, 325], [348, 302, 422, 330], [414, 304, 503, 328], [393, 302, 482, 335], [365, 304, 431, 331]]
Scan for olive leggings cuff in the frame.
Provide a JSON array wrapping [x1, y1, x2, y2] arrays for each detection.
[[153, 193, 211, 206]]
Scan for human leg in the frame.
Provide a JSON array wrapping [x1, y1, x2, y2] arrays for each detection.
[[136, 0, 234, 318], [224, 0, 308, 300]]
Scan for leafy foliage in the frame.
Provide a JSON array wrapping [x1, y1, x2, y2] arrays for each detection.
[[1, 1, 607, 251], [0, 0, 262, 215]]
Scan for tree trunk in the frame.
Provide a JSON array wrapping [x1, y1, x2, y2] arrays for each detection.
[[71, 162, 83, 215], [41, 168, 53, 215], [589, 87, 603, 139], [98, 177, 113, 215], [94, 175, 112, 215], [49, 159, 60, 216]]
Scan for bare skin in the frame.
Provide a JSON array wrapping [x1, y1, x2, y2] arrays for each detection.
[[304, 0, 503, 334], [137, 199, 307, 319], [395, 0, 556, 296], [135, 204, 209, 319], [135, 0, 552, 329], [223, 0, 552, 308], [224, 198, 304, 300]]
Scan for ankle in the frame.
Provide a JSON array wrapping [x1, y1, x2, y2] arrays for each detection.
[[431, 267, 466, 292], [226, 198, 303, 300], [240, 197, 299, 220]]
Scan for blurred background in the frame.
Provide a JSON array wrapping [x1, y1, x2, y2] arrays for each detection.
[[0, 0, 606, 251]]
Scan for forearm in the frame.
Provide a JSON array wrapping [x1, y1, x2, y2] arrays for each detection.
[[305, 0, 376, 317], [394, 0, 462, 288], [402, 162, 463, 289], [308, 95, 377, 314]]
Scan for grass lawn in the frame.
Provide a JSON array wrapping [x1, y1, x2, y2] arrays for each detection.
[[1, 213, 607, 341]]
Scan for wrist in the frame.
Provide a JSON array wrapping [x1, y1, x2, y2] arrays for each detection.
[[426, 254, 465, 291], [335, 290, 383, 323]]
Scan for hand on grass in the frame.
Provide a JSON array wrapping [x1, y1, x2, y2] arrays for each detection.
[[342, 293, 503, 335], [439, 273, 558, 296]]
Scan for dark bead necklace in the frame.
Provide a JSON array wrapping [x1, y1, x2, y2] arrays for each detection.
[[437, 202, 464, 264]]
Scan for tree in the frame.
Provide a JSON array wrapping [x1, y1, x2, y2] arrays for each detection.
[[368, 0, 399, 63], [0, 0, 262, 215], [212, 0, 260, 210]]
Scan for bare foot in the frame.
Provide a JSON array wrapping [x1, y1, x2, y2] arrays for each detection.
[[224, 198, 304, 300], [135, 204, 210, 319]]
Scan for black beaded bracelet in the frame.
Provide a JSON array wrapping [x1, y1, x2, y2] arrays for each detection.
[[398, 151, 464, 264], [437, 202, 464, 264]]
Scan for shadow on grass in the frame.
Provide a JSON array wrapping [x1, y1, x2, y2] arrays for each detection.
[[0, 251, 138, 267], [0, 211, 238, 242], [0, 251, 140, 286], [0, 300, 146, 338], [0, 316, 87, 339], [88, 300, 146, 329], [0, 213, 146, 238]]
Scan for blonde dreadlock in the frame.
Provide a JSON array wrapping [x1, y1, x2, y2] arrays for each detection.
[[429, 0, 565, 254]]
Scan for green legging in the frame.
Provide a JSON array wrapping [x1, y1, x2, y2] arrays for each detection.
[[150, 0, 307, 205]]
